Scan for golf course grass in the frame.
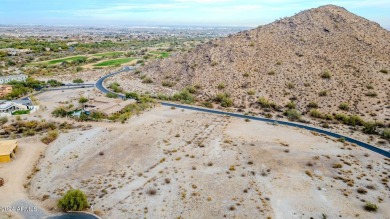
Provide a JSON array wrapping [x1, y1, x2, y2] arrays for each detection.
[[92, 51, 124, 57], [93, 58, 137, 67], [149, 51, 170, 58], [28, 56, 87, 66]]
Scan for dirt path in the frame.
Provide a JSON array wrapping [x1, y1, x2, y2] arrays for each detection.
[[0, 137, 48, 219]]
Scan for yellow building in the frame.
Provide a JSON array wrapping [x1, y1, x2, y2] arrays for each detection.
[[0, 140, 18, 163]]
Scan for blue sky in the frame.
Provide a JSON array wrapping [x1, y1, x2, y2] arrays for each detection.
[[0, 0, 389, 28]]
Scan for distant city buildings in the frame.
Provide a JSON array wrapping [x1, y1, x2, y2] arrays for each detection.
[[0, 74, 28, 84]]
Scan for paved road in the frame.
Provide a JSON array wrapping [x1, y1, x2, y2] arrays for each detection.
[[94, 68, 390, 158], [95, 67, 134, 99]]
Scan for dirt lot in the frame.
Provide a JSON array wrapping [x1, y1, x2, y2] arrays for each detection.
[[27, 105, 390, 219]]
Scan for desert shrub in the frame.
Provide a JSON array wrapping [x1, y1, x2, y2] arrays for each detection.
[[58, 189, 89, 212], [286, 83, 295, 89], [366, 91, 377, 97], [0, 117, 8, 125], [201, 101, 213, 108], [309, 109, 322, 118], [142, 77, 153, 84], [217, 83, 226, 90], [247, 90, 255, 95], [72, 78, 84, 84], [220, 97, 233, 107], [185, 86, 198, 94], [268, 71, 275, 75], [108, 82, 123, 93], [106, 93, 118, 98], [257, 97, 276, 108], [307, 101, 318, 108], [382, 129, 390, 139], [284, 109, 301, 121], [379, 69, 388, 74], [362, 122, 378, 134], [243, 73, 250, 77], [364, 202, 378, 212], [78, 96, 88, 104], [52, 107, 68, 118], [339, 103, 349, 111], [156, 94, 169, 100], [23, 129, 36, 136], [366, 84, 374, 89], [348, 115, 364, 126], [162, 81, 175, 87], [321, 71, 331, 79], [172, 89, 194, 104], [41, 130, 59, 144], [319, 90, 327, 97], [125, 92, 139, 100], [285, 101, 296, 109], [214, 93, 233, 107]]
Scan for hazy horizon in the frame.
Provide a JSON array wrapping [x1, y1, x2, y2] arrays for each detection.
[[0, 0, 389, 29]]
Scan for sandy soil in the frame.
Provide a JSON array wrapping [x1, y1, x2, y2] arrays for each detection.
[[28, 106, 390, 219], [0, 137, 48, 219]]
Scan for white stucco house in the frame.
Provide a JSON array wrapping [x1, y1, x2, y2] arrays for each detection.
[[0, 74, 28, 84]]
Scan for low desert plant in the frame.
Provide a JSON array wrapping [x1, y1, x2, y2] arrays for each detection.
[[217, 83, 226, 90], [366, 91, 378, 97], [307, 101, 318, 108], [284, 109, 301, 121], [339, 103, 349, 111], [58, 189, 89, 212], [321, 71, 331, 79], [379, 69, 388, 74], [41, 130, 59, 144], [285, 101, 296, 109], [364, 202, 378, 212], [319, 90, 327, 97]]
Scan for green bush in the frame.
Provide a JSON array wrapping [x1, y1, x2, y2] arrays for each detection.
[[172, 89, 194, 104], [125, 92, 139, 100], [142, 77, 153, 84], [284, 109, 301, 121], [339, 103, 349, 111], [106, 93, 118, 98], [362, 122, 377, 134], [319, 90, 327, 97], [309, 109, 322, 118], [72, 79, 84, 84], [364, 202, 378, 212], [382, 129, 390, 139], [52, 107, 68, 118], [162, 81, 175, 87], [58, 189, 89, 212], [217, 83, 225, 90], [247, 90, 255, 95], [285, 101, 296, 109], [366, 92, 377, 97], [286, 83, 295, 89], [220, 97, 233, 107], [321, 71, 331, 79], [201, 101, 213, 108], [307, 101, 318, 108], [41, 130, 59, 144], [257, 97, 276, 108]]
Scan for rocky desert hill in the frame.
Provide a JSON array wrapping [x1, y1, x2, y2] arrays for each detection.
[[140, 5, 390, 121]]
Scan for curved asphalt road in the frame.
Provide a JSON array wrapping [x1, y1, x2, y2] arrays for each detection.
[[96, 67, 390, 158]]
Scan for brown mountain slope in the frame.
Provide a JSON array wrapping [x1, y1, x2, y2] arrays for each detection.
[[140, 5, 390, 121]]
